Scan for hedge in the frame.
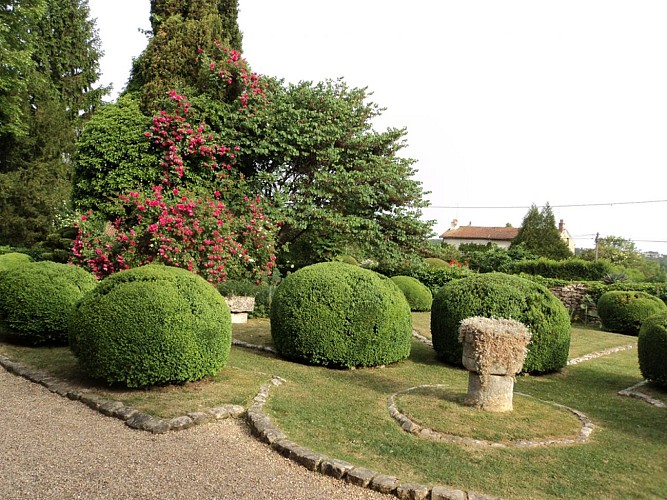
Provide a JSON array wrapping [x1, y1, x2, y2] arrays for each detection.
[[597, 291, 667, 335], [390, 275, 433, 312], [431, 272, 571, 373], [638, 311, 667, 387], [271, 262, 412, 368], [69, 264, 231, 387], [0, 261, 97, 344]]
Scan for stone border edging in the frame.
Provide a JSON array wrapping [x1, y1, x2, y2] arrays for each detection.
[[0, 354, 244, 434], [618, 381, 667, 408], [0, 350, 498, 499], [567, 344, 635, 366], [388, 385, 594, 449], [244, 376, 497, 500], [232, 338, 277, 354]]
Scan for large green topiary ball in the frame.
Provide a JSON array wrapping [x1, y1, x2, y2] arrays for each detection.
[[0, 252, 33, 273], [69, 264, 232, 387], [0, 261, 97, 344], [638, 311, 667, 387], [597, 291, 667, 335], [270, 262, 412, 368], [390, 275, 433, 312], [431, 272, 571, 373]]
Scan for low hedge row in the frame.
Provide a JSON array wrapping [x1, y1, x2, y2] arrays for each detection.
[[510, 258, 613, 281]]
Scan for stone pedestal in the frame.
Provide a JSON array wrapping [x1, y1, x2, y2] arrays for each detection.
[[464, 371, 516, 411], [458, 316, 531, 413], [224, 296, 255, 324]]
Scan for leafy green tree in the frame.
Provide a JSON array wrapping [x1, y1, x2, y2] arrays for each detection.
[[207, 77, 434, 268], [83, 2, 433, 271], [0, 0, 105, 246], [511, 203, 571, 260], [72, 94, 161, 217], [579, 236, 667, 283]]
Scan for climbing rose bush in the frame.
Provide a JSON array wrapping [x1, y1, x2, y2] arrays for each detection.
[[72, 85, 278, 283]]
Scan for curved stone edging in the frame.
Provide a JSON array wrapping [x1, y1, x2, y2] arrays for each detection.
[[412, 330, 432, 346], [0, 354, 245, 434], [388, 384, 594, 448], [412, 329, 636, 369], [232, 338, 277, 354], [618, 381, 667, 408], [567, 344, 635, 365], [245, 376, 497, 500]]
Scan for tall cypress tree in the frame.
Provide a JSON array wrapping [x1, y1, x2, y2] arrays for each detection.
[[511, 203, 571, 260], [0, 0, 105, 246], [128, 0, 243, 113]]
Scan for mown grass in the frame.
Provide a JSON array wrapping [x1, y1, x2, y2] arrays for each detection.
[[1, 317, 665, 499]]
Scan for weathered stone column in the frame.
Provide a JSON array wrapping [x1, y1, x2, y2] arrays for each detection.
[[459, 316, 531, 412]]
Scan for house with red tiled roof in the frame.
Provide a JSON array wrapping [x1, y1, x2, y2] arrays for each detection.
[[440, 219, 575, 253]]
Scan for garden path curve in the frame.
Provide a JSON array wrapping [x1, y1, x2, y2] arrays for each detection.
[[0, 366, 390, 500]]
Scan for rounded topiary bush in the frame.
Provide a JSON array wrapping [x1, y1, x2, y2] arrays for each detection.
[[638, 311, 667, 387], [597, 291, 667, 335], [270, 262, 412, 368], [0, 252, 33, 273], [431, 272, 571, 373], [69, 264, 232, 387], [390, 275, 433, 312], [424, 257, 449, 268], [334, 254, 359, 266], [0, 261, 97, 344]]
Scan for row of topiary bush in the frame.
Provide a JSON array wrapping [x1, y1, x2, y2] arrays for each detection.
[[2, 253, 665, 389], [0, 255, 233, 387]]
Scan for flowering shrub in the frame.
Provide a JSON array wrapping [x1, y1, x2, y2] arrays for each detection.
[[197, 40, 266, 108], [72, 75, 278, 283]]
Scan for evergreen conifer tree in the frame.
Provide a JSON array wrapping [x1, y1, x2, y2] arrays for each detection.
[[511, 203, 571, 260], [0, 0, 105, 245], [128, 0, 243, 112]]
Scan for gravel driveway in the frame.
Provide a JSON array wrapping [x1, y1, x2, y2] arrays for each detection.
[[0, 367, 391, 499]]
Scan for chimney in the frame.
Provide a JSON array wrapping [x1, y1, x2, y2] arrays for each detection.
[[451, 219, 458, 229], [558, 219, 564, 233]]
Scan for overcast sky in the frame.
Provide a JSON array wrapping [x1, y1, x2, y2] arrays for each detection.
[[88, 0, 667, 254]]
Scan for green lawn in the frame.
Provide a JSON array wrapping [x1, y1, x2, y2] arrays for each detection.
[[1, 316, 665, 499]]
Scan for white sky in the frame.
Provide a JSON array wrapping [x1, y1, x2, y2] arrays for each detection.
[[88, 0, 667, 254]]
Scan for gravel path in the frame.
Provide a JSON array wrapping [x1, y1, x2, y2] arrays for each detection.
[[0, 367, 390, 499]]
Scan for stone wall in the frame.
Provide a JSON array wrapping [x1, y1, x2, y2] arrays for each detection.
[[549, 283, 599, 324]]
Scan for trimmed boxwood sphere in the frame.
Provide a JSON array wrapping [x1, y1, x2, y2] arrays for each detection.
[[0, 261, 97, 344], [424, 257, 449, 268], [638, 311, 667, 387], [431, 272, 571, 373], [597, 291, 667, 335], [270, 262, 412, 368], [0, 252, 33, 273], [69, 264, 232, 387], [390, 275, 433, 312]]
